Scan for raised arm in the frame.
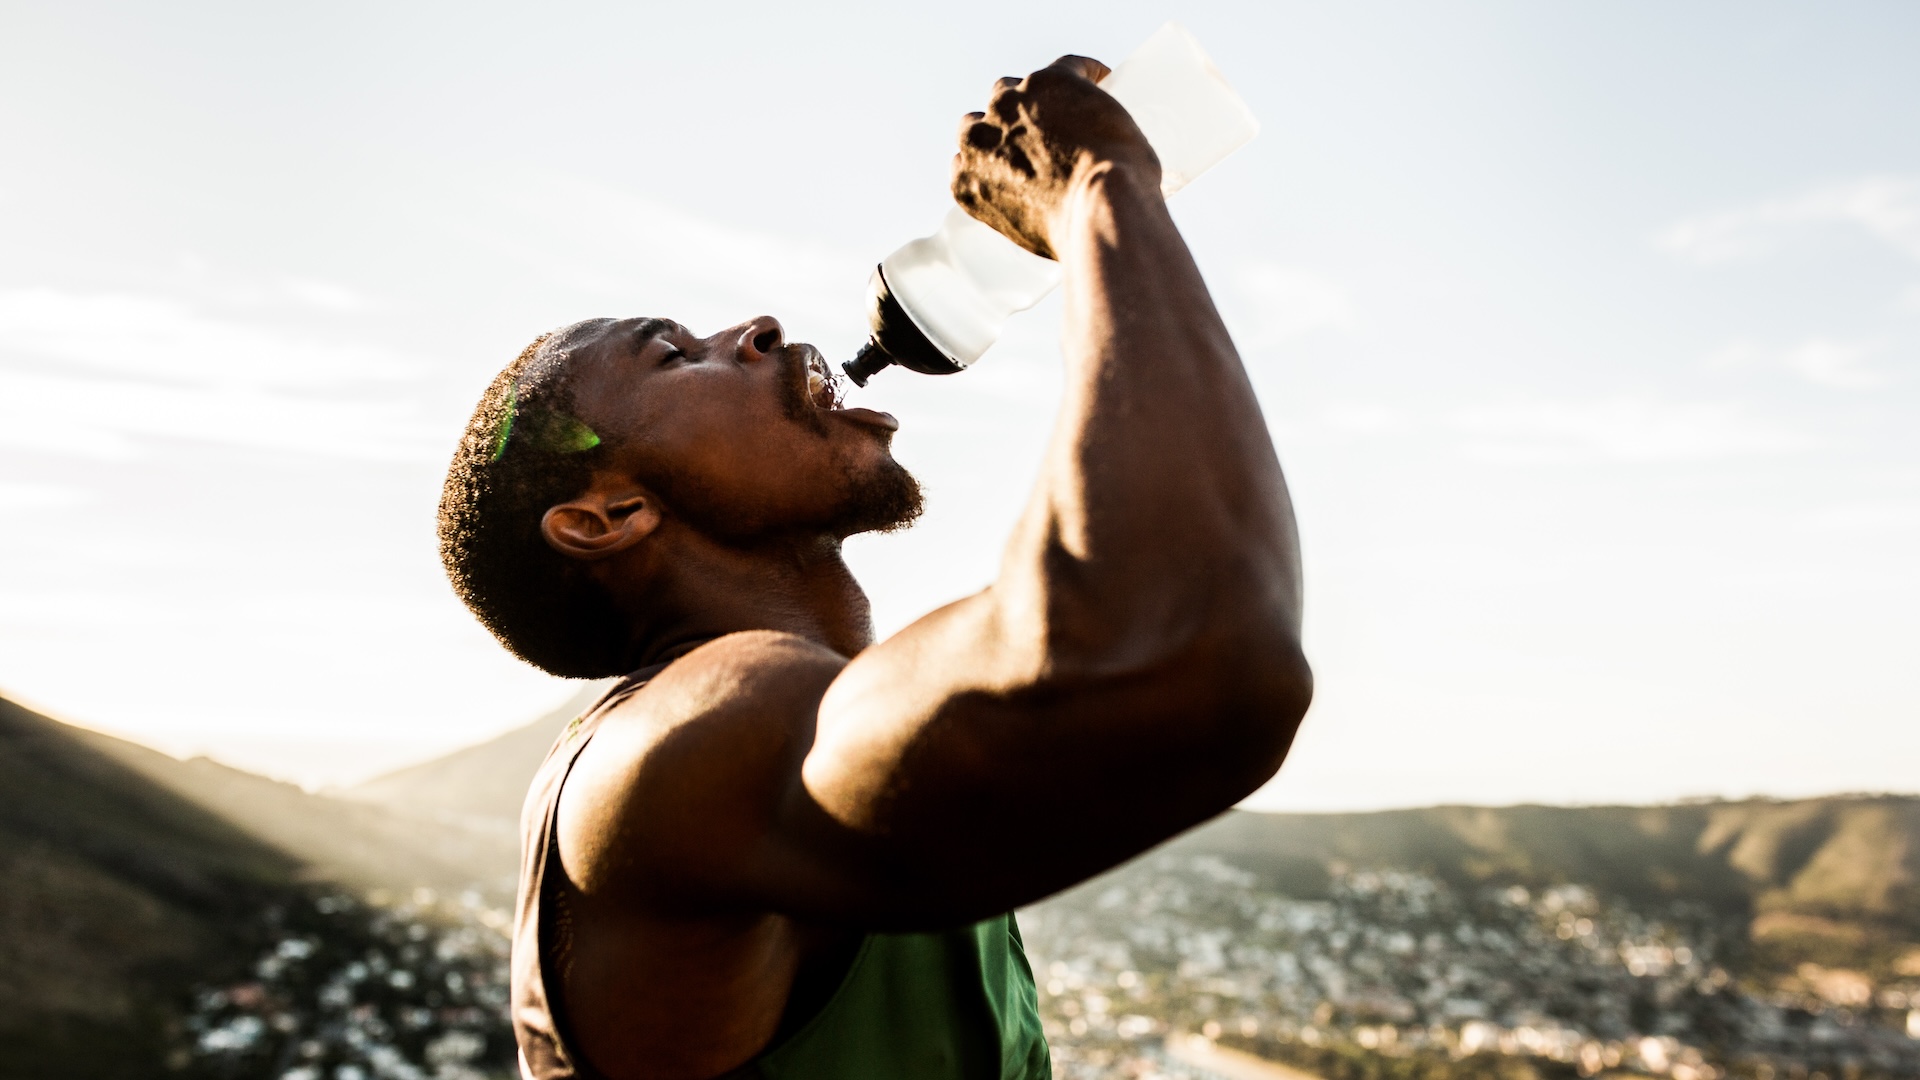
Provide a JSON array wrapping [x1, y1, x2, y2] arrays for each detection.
[[562, 57, 1309, 927], [795, 56, 1309, 916]]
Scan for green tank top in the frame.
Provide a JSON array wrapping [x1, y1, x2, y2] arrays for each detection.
[[747, 917, 1050, 1079], [510, 663, 1052, 1080]]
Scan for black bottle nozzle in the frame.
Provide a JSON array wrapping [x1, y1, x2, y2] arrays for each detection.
[[843, 341, 895, 387], [843, 265, 966, 388]]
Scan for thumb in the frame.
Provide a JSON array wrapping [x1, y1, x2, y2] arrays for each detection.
[[1044, 54, 1112, 84]]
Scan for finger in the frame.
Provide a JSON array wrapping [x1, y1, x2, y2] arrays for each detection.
[[1043, 54, 1111, 84], [949, 159, 983, 213], [990, 90, 1022, 124], [955, 112, 1002, 151], [987, 75, 1023, 121]]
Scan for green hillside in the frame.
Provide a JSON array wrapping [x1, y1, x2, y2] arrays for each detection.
[[354, 696, 1918, 961], [0, 694, 527, 1076], [348, 683, 604, 827], [1169, 797, 1919, 975], [1173, 798, 1919, 915], [69, 722, 520, 898]]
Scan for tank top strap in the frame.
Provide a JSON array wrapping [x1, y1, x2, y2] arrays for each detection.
[[511, 661, 671, 1080]]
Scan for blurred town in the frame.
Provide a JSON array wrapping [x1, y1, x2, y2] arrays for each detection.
[[1023, 856, 1920, 1080], [170, 860, 1920, 1080], [180, 891, 511, 1080]]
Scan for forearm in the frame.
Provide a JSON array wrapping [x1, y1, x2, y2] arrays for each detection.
[[800, 169, 1307, 919], [995, 163, 1303, 678], [797, 67, 1308, 919]]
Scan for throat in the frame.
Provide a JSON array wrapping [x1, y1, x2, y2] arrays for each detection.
[[623, 533, 877, 664]]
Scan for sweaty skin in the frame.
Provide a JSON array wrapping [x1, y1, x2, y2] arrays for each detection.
[[538, 55, 1311, 1080]]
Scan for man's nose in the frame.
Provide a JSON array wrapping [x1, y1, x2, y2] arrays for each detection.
[[732, 317, 785, 362]]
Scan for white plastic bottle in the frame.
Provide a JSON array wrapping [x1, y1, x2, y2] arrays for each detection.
[[843, 23, 1261, 385]]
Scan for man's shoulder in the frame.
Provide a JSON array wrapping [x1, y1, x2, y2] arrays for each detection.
[[556, 631, 848, 900], [603, 630, 849, 735]]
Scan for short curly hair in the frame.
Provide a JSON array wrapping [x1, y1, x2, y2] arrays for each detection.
[[436, 320, 638, 678]]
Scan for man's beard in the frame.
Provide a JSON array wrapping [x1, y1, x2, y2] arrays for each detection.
[[826, 455, 924, 538]]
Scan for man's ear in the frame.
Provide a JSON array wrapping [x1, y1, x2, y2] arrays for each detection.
[[541, 485, 663, 561]]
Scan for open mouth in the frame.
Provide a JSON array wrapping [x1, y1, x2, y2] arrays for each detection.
[[798, 344, 846, 411], [785, 340, 897, 432]]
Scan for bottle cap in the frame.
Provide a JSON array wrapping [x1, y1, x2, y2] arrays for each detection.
[[843, 341, 895, 387], [842, 265, 966, 386]]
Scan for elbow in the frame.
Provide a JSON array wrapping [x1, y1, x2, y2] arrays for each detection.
[[1027, 576, 1314, 746], [1001, 568, 1313, 792], [1223, 623, 1313, 778], [1177, 615, 1311, 804], [1242, 622, 1313, 717]]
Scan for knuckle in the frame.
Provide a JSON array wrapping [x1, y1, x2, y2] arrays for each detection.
[[965, 122, 1002, 151]]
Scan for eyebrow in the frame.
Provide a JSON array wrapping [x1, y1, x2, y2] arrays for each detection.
[[626, 318, 676, 355]]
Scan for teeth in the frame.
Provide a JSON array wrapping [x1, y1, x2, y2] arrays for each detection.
[[804, 353, 840, 409]]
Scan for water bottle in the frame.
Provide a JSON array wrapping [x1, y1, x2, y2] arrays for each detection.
[[843, 23, 1261, 386]]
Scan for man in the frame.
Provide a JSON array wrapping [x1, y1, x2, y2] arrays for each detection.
[[439, 54, 1311, 1080]]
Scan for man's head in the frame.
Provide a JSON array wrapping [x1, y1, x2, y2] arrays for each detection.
[[438, 316, 921, 678]]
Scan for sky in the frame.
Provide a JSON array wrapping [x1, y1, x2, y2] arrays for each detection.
[[1, 1, 1916, 809]]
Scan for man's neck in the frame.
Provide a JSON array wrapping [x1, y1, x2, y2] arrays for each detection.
[[623, 528, 875, 666]]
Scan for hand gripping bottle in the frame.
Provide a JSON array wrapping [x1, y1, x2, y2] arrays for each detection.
[[842, 23, 1260, 386]]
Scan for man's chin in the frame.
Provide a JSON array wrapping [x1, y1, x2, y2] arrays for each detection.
[[832, 459, 925, 538]]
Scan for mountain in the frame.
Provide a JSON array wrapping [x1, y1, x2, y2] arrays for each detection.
[[63, 715, 519, 899], [9, 676, 1911, 1077], [352, 697, 1917, 954], [0, 693, 529, 1077], [1174, 799, 1918, 924], [1167, 797, 1919, 976], [0, 694, 299, 1077], [347, 683, 605, 828]]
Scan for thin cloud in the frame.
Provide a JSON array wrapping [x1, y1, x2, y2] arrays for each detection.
[[1780, 339, 1888, 389], [1656, 175, 1920, 264], [1710, 337, 1889, 390], [165, 255, 373, 314], [1320, 402, 1405, 435], [0, 288, 416, 389], [1233, 263, 1358, 346], [1803, 501, 1920, 535], [445, 172, 871, 339], [0, 289, 440, 461], [281, 278, 370, 312], [1450, 397, 1808, 463], [0, 482, 87, 510], [0, 367, 443, 461]]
